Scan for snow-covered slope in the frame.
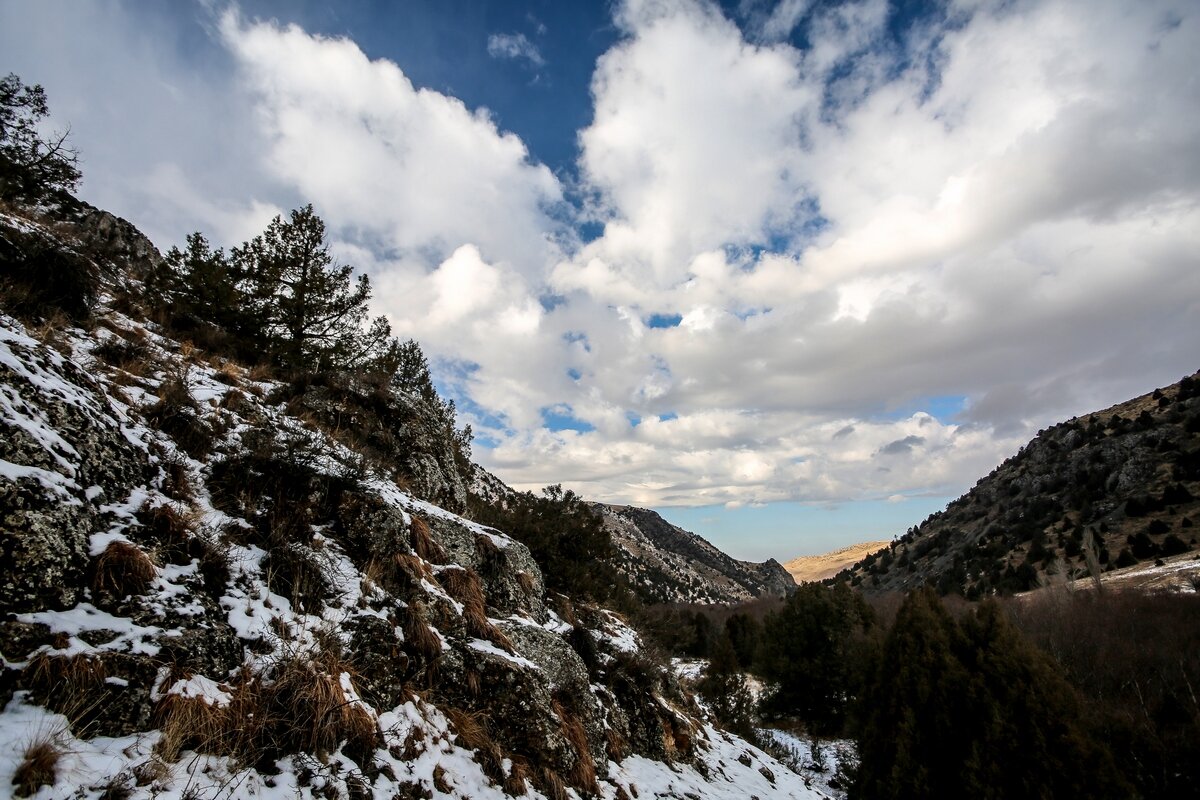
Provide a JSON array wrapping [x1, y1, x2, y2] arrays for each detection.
[[0, 206, 822, 799]]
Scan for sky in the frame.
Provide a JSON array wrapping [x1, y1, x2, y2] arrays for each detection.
[[3, 0, 1198, 561]]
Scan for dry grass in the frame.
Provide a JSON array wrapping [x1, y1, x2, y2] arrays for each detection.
[[516, 571, 536, 595], [403, 612, 444, 665], [439, 567, 514, 652], [538, 767, 570, 800], [606, 727, 629, 762], [410, 516, 447, 563], [505, 757, 532, 796], [444, 706, 493, 752], [13, 734, 62, 797], [553, 697, 599, 794], [395, 553, 434, 583], [141, 502, 195, 549], [433, 764, 451, 793], [464, 667, 482, 699], [30, 309, 70, 345], [157, 452, 195, 500], [154, 650, 379, 768], [24, 653, 107, 728], [92, 540, 157, 598]]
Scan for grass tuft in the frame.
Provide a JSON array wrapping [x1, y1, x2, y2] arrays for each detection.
[[92, 540, 157, 599], [410, 515, 447, 563], [439, 567, 514, 652], [13, 735, 62, 797]]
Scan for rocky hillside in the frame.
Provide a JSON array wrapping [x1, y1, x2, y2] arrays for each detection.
[[0, 202, 823, 799], [841, 373, 1200, 597], [596, 505, 795, 605], [784, 541, 890, 585]]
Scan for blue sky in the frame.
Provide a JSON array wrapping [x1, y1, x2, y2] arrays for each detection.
[[3, 0, 1198, 561]]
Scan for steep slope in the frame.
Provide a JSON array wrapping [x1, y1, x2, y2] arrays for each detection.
[[597, 504, 795, 604], [842, 372, 1200, 596], [784, 541, 891, 584], [0, 204, 823, 799]]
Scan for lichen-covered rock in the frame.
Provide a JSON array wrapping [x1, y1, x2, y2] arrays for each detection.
[[283, 378, 469, 513], [346, 614, 410, 710], [422, 514, 545, 619], [0, 324, 148, 613]]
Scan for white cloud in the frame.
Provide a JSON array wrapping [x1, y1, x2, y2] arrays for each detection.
[[219, 11, 566, 273], [2, 0, 1197, 522], [487, 32, 545, 67]]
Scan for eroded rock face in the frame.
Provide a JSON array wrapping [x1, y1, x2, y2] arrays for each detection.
[[72, 206, 164, 279], [0, 326, 148, 613]]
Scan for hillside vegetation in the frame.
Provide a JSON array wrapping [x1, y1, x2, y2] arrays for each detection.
[[0, 76, 824, 798], [841, 374, 1200, 596]]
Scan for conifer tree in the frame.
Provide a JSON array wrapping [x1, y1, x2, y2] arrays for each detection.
[[155, 233, 249, 344], [758, 582, 874, 733], [231, 205, 391, 371], [0, 74, 80, 202], [852, 588, 1132, 799], [698, 635, 755, 736]]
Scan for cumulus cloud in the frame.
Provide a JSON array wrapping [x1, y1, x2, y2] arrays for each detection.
[[505, 0, 1200, 506], [487, 32, 545, 67], [219, 11, 566, 272], [2, 0, 1197, 522]]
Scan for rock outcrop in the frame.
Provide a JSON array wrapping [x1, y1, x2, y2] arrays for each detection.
[[0, 203, 821, 799], [598, 504, 795, 604]]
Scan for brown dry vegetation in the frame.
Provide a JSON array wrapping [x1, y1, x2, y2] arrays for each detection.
[[410, 515, 447, 563], [91, 540, 157, 599], [553, 696, 599, 794], [153, 650, 379, 769], [24, 653, 107, 726], [13, 735, 61, 797], [439, 566, 514, 652]]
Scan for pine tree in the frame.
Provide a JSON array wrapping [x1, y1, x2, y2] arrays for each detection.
[[231, 205, 391, 372], [758, 582, 874, 733], [0, 74, 80, 202], [852, 588, 1133, 799], [154, 233, 250, 346], [698, 635, 755, 736]]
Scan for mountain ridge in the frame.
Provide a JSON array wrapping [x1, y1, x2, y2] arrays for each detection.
[[0, 198, 822, 799], [596, 503, 796, 605], [839, 371, 1200, 596]]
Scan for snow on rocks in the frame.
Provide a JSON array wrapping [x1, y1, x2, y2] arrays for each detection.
[[1, 294, 824, 798]]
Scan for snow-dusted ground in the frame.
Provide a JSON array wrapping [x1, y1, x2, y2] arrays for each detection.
[[756, 729, 856, 800], [0, 293, 830, 799]]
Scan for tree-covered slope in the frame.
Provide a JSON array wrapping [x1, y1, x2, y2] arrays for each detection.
[[841, 372, 1200, 596]]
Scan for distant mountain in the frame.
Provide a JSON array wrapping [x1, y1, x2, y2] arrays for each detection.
[[596, 504, 795, 604], [785, 541, 891, 584], [841, 371, 1200, 596]]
